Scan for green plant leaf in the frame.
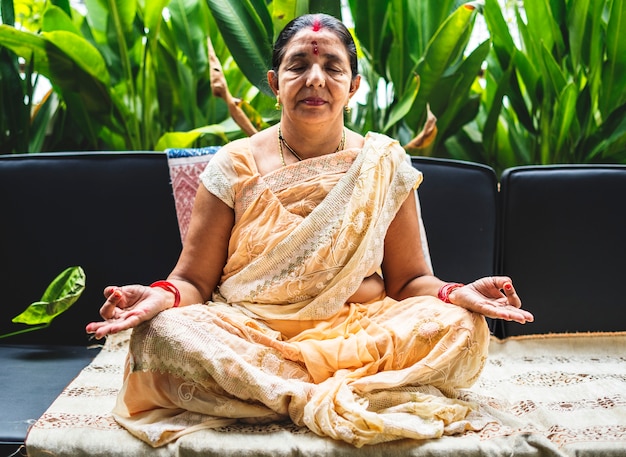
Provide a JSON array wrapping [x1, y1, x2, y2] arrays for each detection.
[[206, 0, 274, 95], [405, 0, 457, 65], [524, 0, 564, 57], [250, 0, 274, 39], [567, 0, 590, 70], [155, 124, 228, 150], [42, 4, 80, 34], [586, 102, 626, 160], [540, 41, 566, 98], [553, 81, 579, 152], [483, 64, 513, 157], [602, 0, 626, 115], [0, 266, 86, 338], [0, 26, 114, 140], [309, 0, 342, 19], [382, 73, 419, 132], [432, 39, 490, 140], [140, 0, 169, 36], [272, 0, 309, 39], [484, 0, 515, 62], [51, 0, 72, 17], [1, 0, 16, 26], [29, 90, 57, 152], [407, 2, 477, 126], [106, 0, 136, 35], [349, 0, 390, 76], [169, 0, 209, 75], [43, 30, 110, 85]]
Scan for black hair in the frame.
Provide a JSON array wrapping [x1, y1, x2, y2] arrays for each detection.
[[271, 13, 358, 80]]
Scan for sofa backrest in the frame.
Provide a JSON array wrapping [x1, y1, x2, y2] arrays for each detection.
[[0, 150, 503, 343], [0, 152, 182, 345], [167, 150, 500, 285], [411, 157, 498, 284], [498, 165, 626, 336], [8, 151, 621, 341]]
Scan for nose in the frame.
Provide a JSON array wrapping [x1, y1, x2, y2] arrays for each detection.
[[306, 64, 325, 87]]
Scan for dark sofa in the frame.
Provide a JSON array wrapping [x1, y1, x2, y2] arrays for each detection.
[[1, 151, 625, 456]]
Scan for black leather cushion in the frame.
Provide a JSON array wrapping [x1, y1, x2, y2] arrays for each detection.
[[499, 165, 626, 336], [0, 344, 99, 451], [411, 157, 498, 284], [0, 152, 182, 346]]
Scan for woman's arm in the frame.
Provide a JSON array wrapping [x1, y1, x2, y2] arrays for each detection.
[[381, 191, 443, 300], [381, 191, 534, 324], [86, 186, 234, 339], [168, 185, 235, 304]]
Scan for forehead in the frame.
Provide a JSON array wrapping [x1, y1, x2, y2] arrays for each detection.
[[283, 28, 349, 60]]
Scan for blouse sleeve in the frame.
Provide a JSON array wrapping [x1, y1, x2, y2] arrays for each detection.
[[199, 146, 236, 208]]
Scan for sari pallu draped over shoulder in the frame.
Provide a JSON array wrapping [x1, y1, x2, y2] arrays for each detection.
[[112, 133, 492, 447]]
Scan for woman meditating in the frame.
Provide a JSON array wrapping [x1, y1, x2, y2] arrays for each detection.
[[86, 13, 533, 447]]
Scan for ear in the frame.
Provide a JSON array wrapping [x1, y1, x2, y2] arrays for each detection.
[[348, 74, 361, 98], [268, 70, 279, 95]]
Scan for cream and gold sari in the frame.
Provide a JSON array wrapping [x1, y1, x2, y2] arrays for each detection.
[[113, 133, 490, 447]]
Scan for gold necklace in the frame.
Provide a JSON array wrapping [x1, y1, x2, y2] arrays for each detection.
[[278, 125, 346, 166]]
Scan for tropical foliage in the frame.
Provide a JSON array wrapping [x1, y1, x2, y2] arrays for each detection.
[[448, 0, 626, 172], [0, 0, 261, 152], [348, 0, 489, 154], [0, 0, 487, 153], [1, 0, 625, 169]]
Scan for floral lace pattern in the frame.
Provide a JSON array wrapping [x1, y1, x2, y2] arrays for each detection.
[[27, 331, 626, 456]]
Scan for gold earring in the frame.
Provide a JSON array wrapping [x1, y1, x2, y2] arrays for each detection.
[[344, 105, 352, 114], [275, 95, 281, 110]]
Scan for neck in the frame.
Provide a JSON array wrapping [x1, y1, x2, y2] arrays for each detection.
[[278, 121, 346, 160]]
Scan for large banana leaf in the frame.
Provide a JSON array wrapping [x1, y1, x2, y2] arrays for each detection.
[[0, 24, 119, 144], [205, 0, 273, 95], [272, 0, 310, 37]]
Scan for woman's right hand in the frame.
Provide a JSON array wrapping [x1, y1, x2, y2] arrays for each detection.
[[85, 285, 173, 339]]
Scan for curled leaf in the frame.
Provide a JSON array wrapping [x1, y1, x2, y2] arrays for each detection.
[[404, 105, 438, 154], [11, 266, 86, 327]]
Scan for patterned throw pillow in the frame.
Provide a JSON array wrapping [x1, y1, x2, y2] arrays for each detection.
[[166, 147, 221, 242]]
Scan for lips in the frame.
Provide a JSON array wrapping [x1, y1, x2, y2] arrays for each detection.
[[302, 97, 326, 106]]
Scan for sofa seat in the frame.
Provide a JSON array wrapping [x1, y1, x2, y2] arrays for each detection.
[[0, 344, 100, 455], [25, 330, 626, 456]]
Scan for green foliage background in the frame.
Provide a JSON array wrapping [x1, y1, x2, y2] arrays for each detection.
[[1, 0, 625, 172]]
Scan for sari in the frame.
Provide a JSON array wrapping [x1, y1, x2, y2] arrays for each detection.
[[112, 132, 490, 447]]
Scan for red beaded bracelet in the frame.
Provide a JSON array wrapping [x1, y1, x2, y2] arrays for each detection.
[[150, 281, 181, 308], [437, 282, 464, 303]]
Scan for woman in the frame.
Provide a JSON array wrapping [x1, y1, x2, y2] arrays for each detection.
[[86, 13, 533, 447]]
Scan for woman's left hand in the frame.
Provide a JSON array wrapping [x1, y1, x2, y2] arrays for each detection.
[[449, 277, 534, 324]]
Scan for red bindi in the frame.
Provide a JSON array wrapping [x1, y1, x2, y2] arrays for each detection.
[[312, 18, 322, 32], [312, 40, 319, 55]]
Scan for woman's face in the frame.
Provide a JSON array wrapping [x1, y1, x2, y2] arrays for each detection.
[[270, 27, 359, 126]]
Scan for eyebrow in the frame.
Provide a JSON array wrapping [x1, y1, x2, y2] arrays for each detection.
[[285, 51, 344, 63]]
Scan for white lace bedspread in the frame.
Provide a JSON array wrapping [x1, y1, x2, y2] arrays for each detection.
[[25, 331, 626, 457]]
